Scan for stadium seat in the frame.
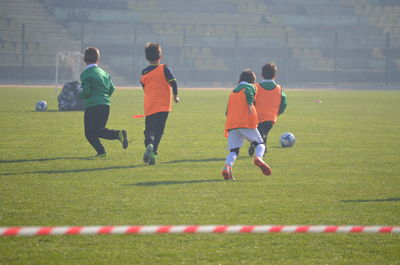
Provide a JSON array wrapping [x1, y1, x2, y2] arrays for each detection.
[[395, 59, 400, 70], [3, 42, 16, 53], [0, 54, 20, 66], [1, 0, 398, 85]]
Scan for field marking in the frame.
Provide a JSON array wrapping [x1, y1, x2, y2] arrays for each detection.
[[1, 225, 399, 236]]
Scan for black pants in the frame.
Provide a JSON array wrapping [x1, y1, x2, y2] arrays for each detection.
[[144, 111, 169, 155], [84, 105, 119, 155], [252, 121, 273, 154]]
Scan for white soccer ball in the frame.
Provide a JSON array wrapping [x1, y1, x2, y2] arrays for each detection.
[[280, 132, 295, 147], [35, 100, 48, 111]]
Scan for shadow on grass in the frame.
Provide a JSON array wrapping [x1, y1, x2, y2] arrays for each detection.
[[0, 157, 225, 176], [31, 110, 82, 113], [127, 179, 224, 186], [271, 145, 292, 149], [0, 157, 225, 164], [0, 164, 148, 176], [0, 157, 93, 163], [163, 158, 225, 164], [340, 198, 400, 203]]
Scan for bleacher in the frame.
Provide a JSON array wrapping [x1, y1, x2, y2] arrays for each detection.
[[0, 0, 81, 82], [1, 0, 399, 85]]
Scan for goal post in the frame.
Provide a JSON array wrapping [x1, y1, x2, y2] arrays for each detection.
[[55, 51, 84, 93]]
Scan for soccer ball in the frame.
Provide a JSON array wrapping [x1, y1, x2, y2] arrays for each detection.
[[35, 100, 48, 111], [280, 132, 295, 147]]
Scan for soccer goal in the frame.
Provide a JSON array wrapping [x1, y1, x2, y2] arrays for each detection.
[[55, 51, 84, 93]]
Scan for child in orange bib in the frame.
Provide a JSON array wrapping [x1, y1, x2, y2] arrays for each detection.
[[140, 43, 180, 165], [222, 69, 272, 180], [248, 62, 287, 157]]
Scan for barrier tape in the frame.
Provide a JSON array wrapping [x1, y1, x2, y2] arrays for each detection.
[[1, 225, 399, 236]]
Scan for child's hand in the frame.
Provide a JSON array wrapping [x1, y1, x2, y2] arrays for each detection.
[[248, 104, 253, 114], [174, 95, 180, 103]]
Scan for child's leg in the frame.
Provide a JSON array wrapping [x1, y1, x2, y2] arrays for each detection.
[[151, 112, 169, 154], [226, 130, 244, 166], [257, 121, 273, 155], [95, 105, 120, 140], [143, 114, 155, 148], [84, 105, 107, 155], [223, 130, 244, 180], [142, 112, 168, 165], [241, 128, 271, 175], [242, 129, 264, 156], [143, 114, 157, 164], [249, 121, 273, 156], [248, 124, 259, 156], [254, 143, 266, 158], [225, 147, 239, 167]]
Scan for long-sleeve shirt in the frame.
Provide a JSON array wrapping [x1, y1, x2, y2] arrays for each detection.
[[79, 64, 115, 108]]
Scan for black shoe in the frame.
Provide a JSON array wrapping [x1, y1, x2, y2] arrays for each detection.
[[248, 144, 255, 157], [143, 144, 153, 163], [119, 130, 128, 149], [91, 153, 107, 159]]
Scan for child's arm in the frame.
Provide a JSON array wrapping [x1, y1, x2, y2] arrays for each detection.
[[248, 104, 253, 114], [78, 76, 91, 99], [278, 90, 287, 115], [108, 77, 115, 96], [244, 85, 256, 114], [164, 65, 179, 103]]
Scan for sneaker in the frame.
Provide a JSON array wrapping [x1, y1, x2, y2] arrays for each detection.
[[148, 151, 156, 165], [119, 130, 128, 149], [91, 153, 107, 159], [222, 165, 234, 180], [248, 143, 255, 157], [143, 144, 153, 163], [254, 157, 272, 176]]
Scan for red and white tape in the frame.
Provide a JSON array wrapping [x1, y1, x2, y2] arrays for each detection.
[[1, 225, 399, 236]]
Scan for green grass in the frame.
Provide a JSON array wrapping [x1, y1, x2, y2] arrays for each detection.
[[0, 87, 399, 265]]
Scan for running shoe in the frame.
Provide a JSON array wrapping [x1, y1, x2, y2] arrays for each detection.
[[254, 157, 272, 176], [222, 165, 234, 180]]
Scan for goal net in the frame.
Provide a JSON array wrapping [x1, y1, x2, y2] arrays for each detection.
[[55, 51, 84, 93]]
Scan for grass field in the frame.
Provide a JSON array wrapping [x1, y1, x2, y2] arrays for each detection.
[[0, 86, 399, 265]]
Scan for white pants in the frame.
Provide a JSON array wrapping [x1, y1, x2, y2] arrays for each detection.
[[227, 128, 263, 150]]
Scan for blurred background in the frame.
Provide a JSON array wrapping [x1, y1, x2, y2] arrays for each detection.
[[0, 0, 399, 87]]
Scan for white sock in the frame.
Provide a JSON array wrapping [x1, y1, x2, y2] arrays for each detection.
[[255, 144, 265, 158], [225, 152, 237, 167]]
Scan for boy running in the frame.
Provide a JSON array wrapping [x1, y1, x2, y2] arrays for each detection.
[[223, 69, 271, 180], [248, 62, 287, 157], [140, 42, 179, 165], [79, 47, 128, 158]]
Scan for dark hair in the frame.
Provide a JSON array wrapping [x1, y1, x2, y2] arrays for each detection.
[[84, 47, 100, 64], [262, 62, 277, 79], [145, 42, 162, 62], [239, 69, 256, 84]]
